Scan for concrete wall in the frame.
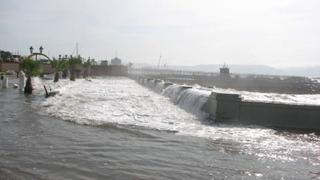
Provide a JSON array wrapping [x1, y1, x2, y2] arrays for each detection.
[[0, 62, 54, 74], [41, 63, 54, 74], [216, 93, 241, 123], [0, 62, 20, 72], [91, 65, 108, 76], [91, 65, 128, 76], [203, 93, 320, 131], [239, 102, 320, 130], [109, 66, 128, 76], [130, 69, 320, 94], [202, 92, 241, 123], [132, 76, 320, 131], [201, 93, 218, 120]]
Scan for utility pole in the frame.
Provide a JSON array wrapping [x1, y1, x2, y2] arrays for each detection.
[[76, 42, 79, 57], [157, 55, 162, 69]]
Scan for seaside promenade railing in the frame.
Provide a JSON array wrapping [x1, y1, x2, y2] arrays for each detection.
[[128, 67, 312, 82], [129, 68, 219, 77], [128, 67, 320, 94]]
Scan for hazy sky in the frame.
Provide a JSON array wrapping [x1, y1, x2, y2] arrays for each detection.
[[1, 0, 319, 67]]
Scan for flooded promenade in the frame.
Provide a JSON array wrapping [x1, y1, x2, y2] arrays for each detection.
[[0, 76, 319, 179]]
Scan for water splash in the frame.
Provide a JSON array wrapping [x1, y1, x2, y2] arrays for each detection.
[[162, 84, 210, 118], [38, 77, 320, 165]]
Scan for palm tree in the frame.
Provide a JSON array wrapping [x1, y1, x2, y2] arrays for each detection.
[[50, 58, 69, 82], [83, 59, 92, 78], [68, 56, 82, 81], [21, 58, 41, 94]]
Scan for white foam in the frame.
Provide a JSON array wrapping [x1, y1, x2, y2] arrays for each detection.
[[38, 77, 320, 165], [198, 86, 320, 106], [162, 84, 210, 118], [154, 81, 165, 93]]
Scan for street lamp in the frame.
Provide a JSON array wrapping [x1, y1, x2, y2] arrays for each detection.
[[29, 46, 33, 54], [39, 46, 43, 54], [58, 54, 62, 60]]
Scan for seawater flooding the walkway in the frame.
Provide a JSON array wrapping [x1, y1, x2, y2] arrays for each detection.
[[0, 77, 320, 179]]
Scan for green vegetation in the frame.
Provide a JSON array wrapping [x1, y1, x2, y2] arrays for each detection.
[[50, 58, 69, 82], [21, 58, 41, 94], [0, 50, 12, 61], [68, 56, 83, 81], [83, 59, 93, 78]]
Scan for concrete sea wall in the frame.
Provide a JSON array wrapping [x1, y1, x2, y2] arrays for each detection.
[[0, 62, 54, 74], [91, 65, 128, 76], [239, 102, 320, 130], [132, 76, 320, 131], [129, 68, 320, 94], [202, 92, 320, 130], [0, 62, 20, 72]]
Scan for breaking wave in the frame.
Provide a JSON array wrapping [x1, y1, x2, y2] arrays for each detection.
[[34, 77, 320, 166]]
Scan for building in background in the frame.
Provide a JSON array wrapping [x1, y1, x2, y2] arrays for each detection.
[[110, 57, 122, 66], [100, 60, 108, 66]]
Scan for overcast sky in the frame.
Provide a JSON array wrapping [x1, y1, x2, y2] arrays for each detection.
[[0, 0, 319, 67]]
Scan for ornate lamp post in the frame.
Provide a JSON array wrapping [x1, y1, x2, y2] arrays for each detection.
[[29, 46, 33, 54], [39, 46, 43, 54]]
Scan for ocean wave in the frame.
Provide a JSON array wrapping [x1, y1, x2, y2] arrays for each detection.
[[36, 77, 320, 165]]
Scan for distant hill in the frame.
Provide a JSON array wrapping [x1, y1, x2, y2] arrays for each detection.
[[280, 66, 320, 77]]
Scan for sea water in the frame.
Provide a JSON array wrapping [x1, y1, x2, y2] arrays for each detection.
[[0, 76, 319, 179]]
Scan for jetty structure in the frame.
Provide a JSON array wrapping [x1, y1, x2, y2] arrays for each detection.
[[129, 66, 320, 94], [128, 67, 320, 131]]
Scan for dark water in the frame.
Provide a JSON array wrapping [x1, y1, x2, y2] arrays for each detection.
[[0, 80, 319, 180]]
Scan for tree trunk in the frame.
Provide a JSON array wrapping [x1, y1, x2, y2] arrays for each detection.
[[70, 70, 75, 81], [24, 75, 33, 94], [88, 66, 91, 77], [54, 72, 59, 82], [83, 68, 88, 78], [62, 70, 67, 79]]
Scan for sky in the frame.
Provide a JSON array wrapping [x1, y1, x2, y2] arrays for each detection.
[[0, 0, 320, 67]]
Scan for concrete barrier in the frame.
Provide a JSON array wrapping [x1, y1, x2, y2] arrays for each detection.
[[91, 65, 128, 76], [239, 102, 320, 130], [40, 63, 54, 74], [0, 62, 20, 72], [203, 92, 320, 130], [163, 82, 173, 89], [202, 92, 241, 123], [132, 76, 320, 131], [201, 93, 218, 120], [0, 75, 9, 88]]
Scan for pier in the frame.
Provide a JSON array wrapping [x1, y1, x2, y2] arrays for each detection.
[[129, 67, 320, 94]]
